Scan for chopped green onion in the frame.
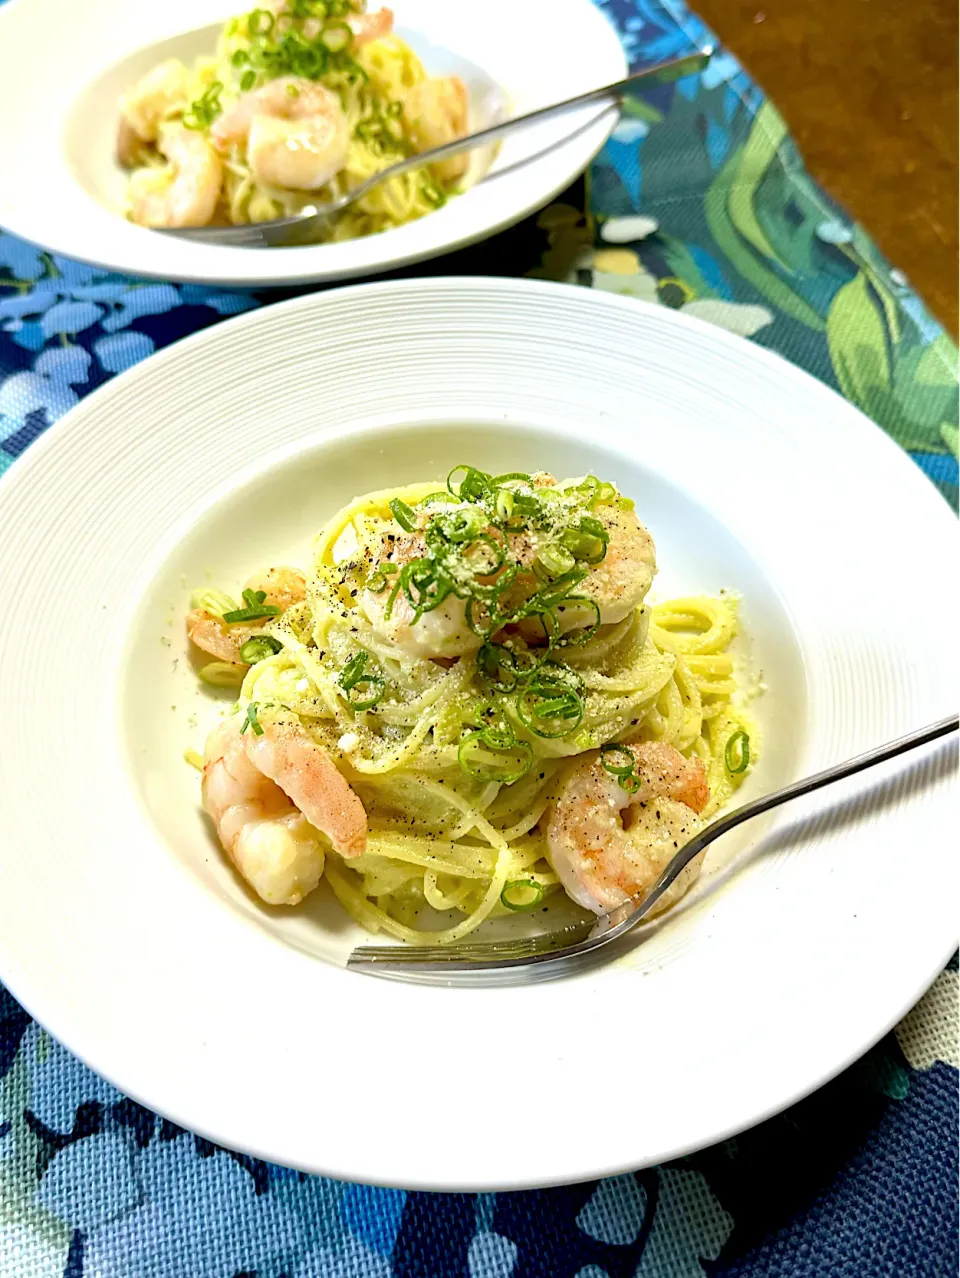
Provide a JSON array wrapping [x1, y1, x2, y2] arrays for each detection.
[[517, 685, 583, 738], [400, 559, 452, 620], [247, 8, 276, 36], [465, 595, 499, 639], [388, 498, 417, 532], [461, 532, 505, 578], [338, 651, 385, 711], [562, 514, 608, 565], [421, 182, 447, 209], [384, 574, 403, 620], [321, 20, 352, 50], [476, 642, 519, 693], [198, 661, 246, 688], [222, 588, 282, 623], [239, 635, 283, 664], [345, 680, 385, 711], [500, 879, 546, 912], [562, 475, 620, 509], [535, 543, 576, 578], [447, 465, 491, 503], [495, 488, 515, 521], [600, 743, 635, 778], [339, 651, 369, 690], [725, 729, 750, 774], [183, 81, 224, 130], [458, 727, 533, 784], [240, 702, 264, 736], [599, 743, 644, 793], [366, 562, 398, 594], [552, 595, 601, 645], [240, 68, 257, 91], [431, 505, 486, 544]]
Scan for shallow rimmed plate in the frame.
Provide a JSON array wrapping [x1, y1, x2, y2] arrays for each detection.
[[0, 0, 626, 286], [0, 278, 956, 1190]]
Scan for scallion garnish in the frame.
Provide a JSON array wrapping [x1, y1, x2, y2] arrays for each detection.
[[183, 81, 224, 131], [500, 880, 546, 912], [535, 543, 576, 578], [222, 589, 282, 623], [388, 498, 417, 532], [247, 8, 276, 37], [421, 182, 447, 209], [239, 635, 283, 664], [198, 661, 245, 688], [446, 465, 492, 503], [476, 642, 520, 693], [725, 729, 750, 774], [321, 20, 352, 51], [600, 743, 634, 778], [561, 514, 608, 565], [367, 562, 398, 594], [599, 743, 641, 793], [550, 594, 601, 646], [240, 702, 265, 736], [338, 651, 386, 711], [457, 725, 533, 784], [234, 1, 364, 88]]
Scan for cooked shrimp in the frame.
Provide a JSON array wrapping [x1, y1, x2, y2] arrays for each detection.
[[551, 501, 656, 636], [187, 566, 307, 665], [127, 124, 223, 229], [243, 710, 368, 857], [404, 76, 469, 183], [211, 76, 349, 190], [117, 58, 189, 159], [202, 717, 323, 904], [360, 522, 484, 661], [202, 710, 367, 904], [269, 2, 393, 45], [244, 567, 307, 612], [546, 741, 709, 914]]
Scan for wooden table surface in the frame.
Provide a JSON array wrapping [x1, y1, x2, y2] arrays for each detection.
[[694, 0, 958, 335]]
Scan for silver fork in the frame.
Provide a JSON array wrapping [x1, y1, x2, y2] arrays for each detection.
[[347, 714, 958, 978], [161, 50, 711, 247]]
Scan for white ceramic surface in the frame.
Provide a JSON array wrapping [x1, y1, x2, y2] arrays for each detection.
[[0, 278, 956, 1191], [0, 0, 626, 285]]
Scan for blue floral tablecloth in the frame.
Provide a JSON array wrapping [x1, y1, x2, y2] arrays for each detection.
[[1, 1, 958, 1274]]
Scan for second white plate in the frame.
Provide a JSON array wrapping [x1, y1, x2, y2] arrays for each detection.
[[0, 0, 626, 286]]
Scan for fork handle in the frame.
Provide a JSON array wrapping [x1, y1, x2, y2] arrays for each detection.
[[601, 712, 960, 940], [349, 50, 713, 201]]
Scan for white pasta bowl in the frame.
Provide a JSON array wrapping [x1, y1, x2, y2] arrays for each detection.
[[0, 0, 626, 286], [0, 278, 956, 1190]]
